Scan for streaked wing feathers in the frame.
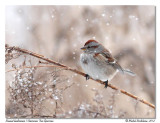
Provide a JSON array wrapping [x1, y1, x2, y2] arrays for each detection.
[[94, 52, 124, 73]]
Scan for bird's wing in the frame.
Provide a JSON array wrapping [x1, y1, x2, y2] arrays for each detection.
[[93, 53, 110, 63], [94, 50, 124, 74], [101, 49, 116, 63]]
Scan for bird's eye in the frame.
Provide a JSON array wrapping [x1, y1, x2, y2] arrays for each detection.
[[87, 46, 91, 48]]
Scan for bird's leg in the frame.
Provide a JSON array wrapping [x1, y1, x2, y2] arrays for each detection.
[[85, 74, 90, 81], [104, 80, 108, 88]]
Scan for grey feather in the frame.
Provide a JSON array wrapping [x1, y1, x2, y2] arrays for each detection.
[[122, 69, 136, 76], [112, 62, 124, 74]]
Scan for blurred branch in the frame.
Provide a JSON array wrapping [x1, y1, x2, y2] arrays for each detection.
[[5, 44, 155, 109], [5, 65, 65, 73]]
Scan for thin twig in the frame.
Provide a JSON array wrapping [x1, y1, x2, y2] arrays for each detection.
[[5, 65, 65, 73], [5, 44, 155, 109]]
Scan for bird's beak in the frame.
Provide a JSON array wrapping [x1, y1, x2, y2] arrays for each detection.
[[81, 47, 86, 51]]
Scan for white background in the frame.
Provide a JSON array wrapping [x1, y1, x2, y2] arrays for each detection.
[[0, 0, 159, 123]]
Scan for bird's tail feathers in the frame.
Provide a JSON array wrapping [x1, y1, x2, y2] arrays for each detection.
[[122, 69, 136, 76], [112, 62, 136, 76]]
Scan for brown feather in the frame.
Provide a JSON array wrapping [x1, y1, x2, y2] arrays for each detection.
[[101, 49, 114, 61], [85, 39, 98, 46], [94, 51, 124, 73], [93, 53, 108, 63]]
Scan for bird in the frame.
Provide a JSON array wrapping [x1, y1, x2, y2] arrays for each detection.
[[80, 39, 135, 88]]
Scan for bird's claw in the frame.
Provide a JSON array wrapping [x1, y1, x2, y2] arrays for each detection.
[[104, 80, 108, 88], [85, 74, 90, 81]]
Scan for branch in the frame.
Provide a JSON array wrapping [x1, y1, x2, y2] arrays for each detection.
[[5, 65, 65, 73], [5, 44, 155, 109]]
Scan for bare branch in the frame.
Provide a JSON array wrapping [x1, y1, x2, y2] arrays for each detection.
[[6, 65, 65, 73]]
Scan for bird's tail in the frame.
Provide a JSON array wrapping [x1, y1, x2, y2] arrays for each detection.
[[123, 69, 136, 76], [113, 62, 136, 76]]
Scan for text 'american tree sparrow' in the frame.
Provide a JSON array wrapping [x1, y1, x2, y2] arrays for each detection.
[[80, 40, 135, 88]]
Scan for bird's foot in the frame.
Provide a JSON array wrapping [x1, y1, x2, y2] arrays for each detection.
[[85, 74, 90, 81], [104, 80, 108, 88]]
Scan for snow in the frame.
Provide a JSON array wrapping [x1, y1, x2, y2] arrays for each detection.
[[106, 22, 110, 26], [53, 95, 59, 100], [79, 104, 85, 110], [37, 81, 43, 85], [26, 26, 30, 30], [132, 38, 136, 41], [68, 111, 72, 114], [135, 18, 139, 21], [50, 101, 54, 105], [101, 13, 105, 17], [51, 15, 54, 18], [85, 85, 88, 87]]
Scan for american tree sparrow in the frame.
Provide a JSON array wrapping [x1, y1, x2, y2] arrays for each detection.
[[80, 40, 135, 88]]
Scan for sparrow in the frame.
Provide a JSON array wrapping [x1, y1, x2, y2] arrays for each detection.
[[80, 39, 135, 88]]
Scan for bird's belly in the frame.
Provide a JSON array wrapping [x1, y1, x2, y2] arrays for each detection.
[[80, 54, 117, 81]]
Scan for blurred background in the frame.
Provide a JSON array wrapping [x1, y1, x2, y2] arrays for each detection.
[[5, 6, 155, 118]]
